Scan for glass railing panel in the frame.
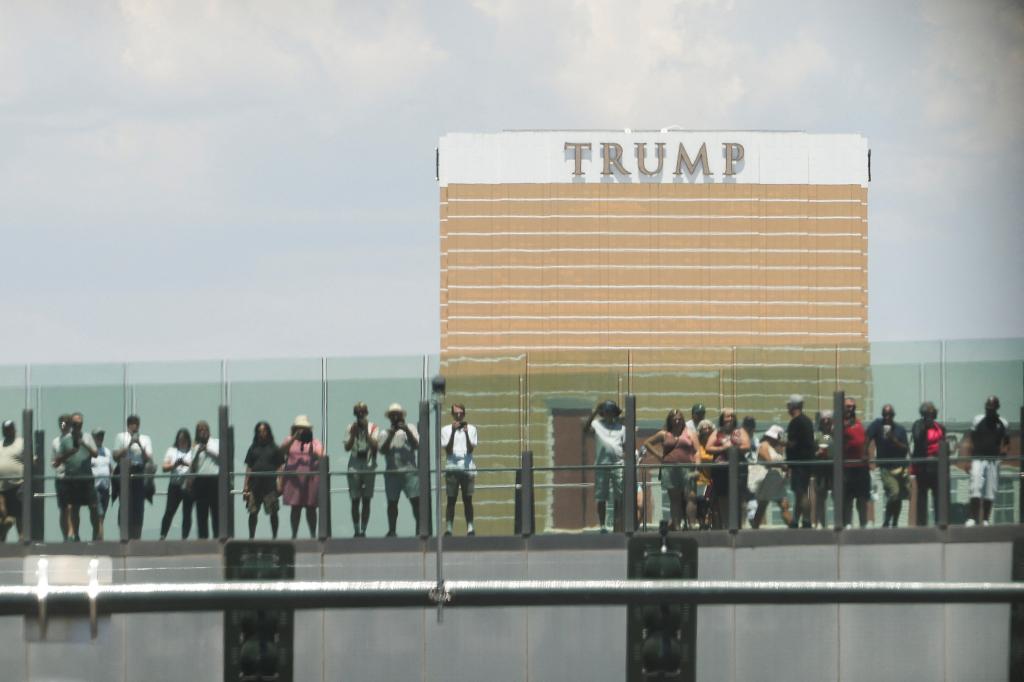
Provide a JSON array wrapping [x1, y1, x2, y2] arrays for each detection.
[[128, 360, 223, 540]]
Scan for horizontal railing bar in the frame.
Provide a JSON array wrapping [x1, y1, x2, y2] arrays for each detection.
[[0, 579, 1020, 617]]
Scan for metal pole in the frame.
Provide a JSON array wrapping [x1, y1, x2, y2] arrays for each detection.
[[832, 390, 845, 530], [317, 453, 331, 541], [622, 394, 637, 535], [3, 580, 1021, 619], [937, 416, 950, 529], [434, 396, 444, 623], [20, 409, 33, 544], [417, 400, 431, 538], [217, 405, 230, 541], [1019, 402, 1023, 524], [32, 429, 44, 542], [118, 450, 130, 542], [728, 443, 739, 533], [520, 450, 534, 537]]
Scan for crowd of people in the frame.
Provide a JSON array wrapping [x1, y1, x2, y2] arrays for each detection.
[[0, 401, 480, 543], [0, 394, 1012, 542], [589, 395, 1012, 532]]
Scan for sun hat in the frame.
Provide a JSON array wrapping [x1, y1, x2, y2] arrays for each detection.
[[386, 403, 405, 417], [764, 424, 785, 441], [293, 414, 313, 429]]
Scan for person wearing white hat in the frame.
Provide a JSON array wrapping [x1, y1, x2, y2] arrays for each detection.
[[379, 403, 420, 537], [281, 414, 325, 539], [344, 403, 379, 537], [750, 425, 792, 529]]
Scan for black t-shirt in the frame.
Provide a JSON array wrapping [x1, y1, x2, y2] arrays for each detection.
[[785, 413, 816, 461], [245, 442, 284, 472], [972, 414, 1008, 457], [865, 419, 909, 470]]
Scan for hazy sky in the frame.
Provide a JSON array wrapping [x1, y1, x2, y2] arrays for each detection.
[[2, 0, 1022, 364]]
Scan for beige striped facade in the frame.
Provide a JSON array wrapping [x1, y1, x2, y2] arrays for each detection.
[[441, 182, 868, 353]]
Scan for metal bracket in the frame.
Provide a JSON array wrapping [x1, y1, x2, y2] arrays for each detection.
[[87, 559, 99, 639], [35, 557, 48, 639], [428, 583, 451, 605]]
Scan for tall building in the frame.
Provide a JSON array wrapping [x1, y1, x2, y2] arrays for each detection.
[[436, 130, 871, 533], [439, 131, 869, 354]]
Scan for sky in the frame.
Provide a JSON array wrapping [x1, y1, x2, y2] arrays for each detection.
[[2, 0, 1022, 364]]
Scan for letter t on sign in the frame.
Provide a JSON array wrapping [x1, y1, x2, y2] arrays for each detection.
[[723, 142, 745, 176], [565, 142, 592, 176]]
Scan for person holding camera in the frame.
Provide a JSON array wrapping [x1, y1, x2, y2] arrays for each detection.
[[160, 428, 194, 539], [54, 412, 99, 542], [282, 414, 326, 539], [343, 403, 378, 537], [189, 420, 221, 539], [866, 404, 909, 527], [112, 415, 154, 539], [379, 403, 420, 537], [442, 403, 478, 536]]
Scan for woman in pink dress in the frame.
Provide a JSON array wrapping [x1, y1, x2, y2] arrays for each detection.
[[279, 414, 324, 539]]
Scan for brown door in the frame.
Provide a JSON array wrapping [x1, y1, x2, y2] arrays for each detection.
[[551, 409, 597, 530]]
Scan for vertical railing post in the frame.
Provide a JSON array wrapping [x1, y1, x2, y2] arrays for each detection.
[[728, 444, 739, 533], [317, 454, 331, 540], [20, 409, 33, 544], [417, 400, 432, 538], [622, 394, 637, 535], [32, 429, 45, 542], [520, 450, 535, 537], [119, 450, 130, 542], [937, 421, 950, 529], [218, 405, 231, 541], [832, 391, 845, 530]]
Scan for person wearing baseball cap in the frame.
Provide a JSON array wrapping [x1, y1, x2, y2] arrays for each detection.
[[379, 403, 420, 537], [344, 404, 379, 537], [584, 400, 626, 533], [785, 395, 815, 529]]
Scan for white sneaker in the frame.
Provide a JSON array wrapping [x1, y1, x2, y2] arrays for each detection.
[[982, 520, 991, 527], [965, 519, 976, 527]]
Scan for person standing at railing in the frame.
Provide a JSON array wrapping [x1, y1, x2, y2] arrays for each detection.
[[443, 403, 478, 536], [51, 414, 72, 541], [343, 404, 377, 538], [706, 408, 749, 530], [243, 421, 284, 540], [282, 414, 325, 539], [112, 415, 154, 540], [160, 428, 194, 539], [55, 412, 99, 543], [841, 398, 870, 528], [90, 429, 111, 541], [866, 405, 910, 528], [189, 420, 221, 539], [910, 402, 944, 526], [785, 395, 816, 529], [685, 403, 706, 437], [749, 425, 792, 529], [641, 409, 697, 531], [379, 403, 420, 537], [964, 396, 1010, 527], [584, 400, 624, 534], [0, 419, 24, 542], [813, 411, 835, 528]]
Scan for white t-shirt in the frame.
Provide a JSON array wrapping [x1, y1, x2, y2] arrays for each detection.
[[591, 418, 625, 463], [0, 437, 24, 490], [163, 447, 194, 485], [92, 447, 112, 488], [441, 423, 478, 470], [193, 438, 221, 475], [113, 431, 154, 468]]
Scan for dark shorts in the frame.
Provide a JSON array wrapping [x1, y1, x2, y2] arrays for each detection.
[[790, 464, 812, 495], [95, 484, 110, 514], [845, 467, 871, 501], [0, 487, 21, 518], [445, 470, 475, 498], [55, 479, 69, 507], [66, 479, 97, 508]]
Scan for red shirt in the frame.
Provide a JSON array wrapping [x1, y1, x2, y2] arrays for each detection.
[[843, 420, 866, 467]]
